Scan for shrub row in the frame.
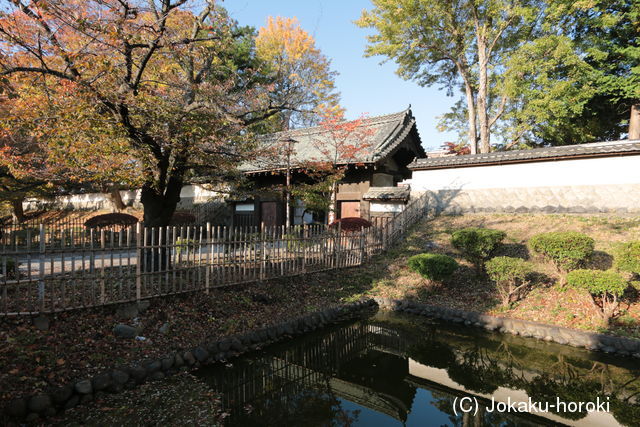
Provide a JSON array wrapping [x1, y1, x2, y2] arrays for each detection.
[[406, 227, 640, 326]]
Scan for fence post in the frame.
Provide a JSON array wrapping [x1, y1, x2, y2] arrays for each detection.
[[359, 228, 366, 264], [205, 222, 211, 294], [382, 221, 388, 250], [260, 223, 266, 280], [135, 222, 142, 302], [334, 221, 341, 268], [38, 224, 45, 312], [100, 229, 106, 304], [302, 225, 307, 273]]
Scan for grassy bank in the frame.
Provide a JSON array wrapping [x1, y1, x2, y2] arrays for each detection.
[[353, 213, 640, 337]]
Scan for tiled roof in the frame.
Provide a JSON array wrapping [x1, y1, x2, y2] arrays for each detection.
[[362, 186, 410, 201], [409, 140, 640, 170], [240, 108, 424, 173]]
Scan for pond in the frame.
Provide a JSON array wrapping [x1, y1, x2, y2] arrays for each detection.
[[196, 311, 640, 427]]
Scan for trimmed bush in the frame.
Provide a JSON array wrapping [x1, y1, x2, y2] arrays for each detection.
[[486, 256, 533, 307], [613, 241, 640, 275], [1, 257, 19, 279], [329, 217, 372, 233], [408, 253, 458, 282], [450, 227, 506, 272], [169, 212, 196, 226], [85, 213, 138, 229], [529, 232, 594, 273], [566, 269, 628, 326]]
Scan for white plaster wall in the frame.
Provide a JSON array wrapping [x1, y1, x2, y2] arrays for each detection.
[[370, 202, 405, 213], [407, 156, 640, 191], [403, 155, 640, 213], [24, 185, 224, 211]]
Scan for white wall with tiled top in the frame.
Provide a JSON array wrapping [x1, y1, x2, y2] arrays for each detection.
[[403, 155, 640, 213]]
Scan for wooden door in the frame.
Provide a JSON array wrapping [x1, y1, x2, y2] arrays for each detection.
[[261, 202, 278, 227], [340, 201, 361, 218]]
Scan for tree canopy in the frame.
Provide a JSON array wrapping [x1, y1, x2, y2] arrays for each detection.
[[0, 0, 303, 226], [357, 0, 638, 151], [256, 16, 341, 131]]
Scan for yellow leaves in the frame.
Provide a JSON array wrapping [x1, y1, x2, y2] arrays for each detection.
[[256, 16, 318, 64], [255, 15, 341, 117]]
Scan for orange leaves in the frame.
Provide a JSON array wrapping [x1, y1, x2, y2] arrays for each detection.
[[313, 111, 375, 166]]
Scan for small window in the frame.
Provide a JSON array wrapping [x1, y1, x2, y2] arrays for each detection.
[[235, 203, 255, 212]]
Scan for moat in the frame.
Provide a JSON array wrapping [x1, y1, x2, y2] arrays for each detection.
[[196, 311, 640, 426]]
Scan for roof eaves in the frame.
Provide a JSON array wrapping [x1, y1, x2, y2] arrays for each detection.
[[409, 140, 640, 170]]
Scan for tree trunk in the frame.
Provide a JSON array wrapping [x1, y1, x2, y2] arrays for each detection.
[[139, 177, 183, 272], [462, 76, 478, 155], [476, 35, 491, 154], [629, 104, 640, 140], [140, 179, 183, 227], [11, 198, 25, 223], [328, 181, 338, 224], [109, 187, 127, 212]]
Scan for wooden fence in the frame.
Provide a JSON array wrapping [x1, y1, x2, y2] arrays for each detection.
[[0, 193, 429, 315]]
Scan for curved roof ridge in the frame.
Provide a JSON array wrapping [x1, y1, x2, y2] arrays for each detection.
[[241, 107, 422, 172], [258, 107, 412, 141]]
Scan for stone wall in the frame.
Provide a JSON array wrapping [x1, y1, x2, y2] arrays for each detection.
[[424, 184, 640, 214], [376, 298, 640, 358], [405, 154, 640, 214], [1, 299, 377, 422]]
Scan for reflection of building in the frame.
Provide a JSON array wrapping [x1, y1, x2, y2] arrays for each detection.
[[196, 314, 632, 427], [198, 323, 414, 424]]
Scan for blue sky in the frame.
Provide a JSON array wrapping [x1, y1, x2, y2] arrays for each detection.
[[224, 0, 458, 151]]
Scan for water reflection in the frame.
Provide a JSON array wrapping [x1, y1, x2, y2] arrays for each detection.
[[196, 312, 640, 426]]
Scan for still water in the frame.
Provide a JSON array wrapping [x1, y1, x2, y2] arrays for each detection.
[[196, 311, 640, 426]]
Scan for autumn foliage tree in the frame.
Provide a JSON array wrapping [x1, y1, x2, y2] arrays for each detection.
[[442, 141, 471, 156], [305, 112, 374, 222], [256, 16, 340, 131], [0, 135, 50, 222], [0, 0, 291, 227], [0, 75, 141, 217], [253, 16, 341, 224]]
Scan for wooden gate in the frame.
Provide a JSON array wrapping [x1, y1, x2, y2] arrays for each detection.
[[261, 201, 279, 227], [340, 201, 361, 218]]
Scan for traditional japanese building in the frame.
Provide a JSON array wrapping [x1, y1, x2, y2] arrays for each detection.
[[231, 108, 425, 227]]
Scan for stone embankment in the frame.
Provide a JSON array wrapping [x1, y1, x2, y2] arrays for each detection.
[[376, 297, 640, 358], [2, 299, 377, 423]]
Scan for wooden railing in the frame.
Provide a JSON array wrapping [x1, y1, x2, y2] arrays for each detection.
[[0, 194, 430, 315]]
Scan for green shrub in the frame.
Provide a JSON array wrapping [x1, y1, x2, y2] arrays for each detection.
[[566, 269, 628, 326], [408, 253, 458, 282], [1, 257, 19, 279], [486, 256, 533, 307], [175, 238, 198, 256], [529, 232, 594, 272], [450, 227, 506, 272], [613, 241, 640, 275], [283, 233, 314, 251]]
